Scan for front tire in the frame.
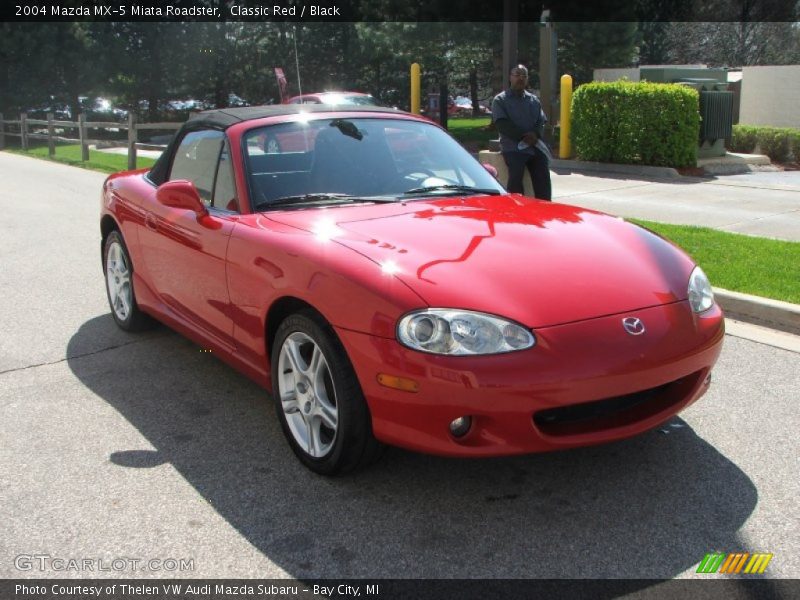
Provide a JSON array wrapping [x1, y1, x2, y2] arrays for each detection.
[[271, 310, 383, 475], [103, 230, 154, 332]]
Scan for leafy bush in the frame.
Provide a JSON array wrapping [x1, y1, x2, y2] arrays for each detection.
[[729, 125, 759, 153], [571, 81, 699, 168], [731, 124, 800, 162], [790, 131, 800, 162], [756, 128, 792, 162]]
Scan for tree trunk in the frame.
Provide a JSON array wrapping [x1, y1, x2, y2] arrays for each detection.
[[69, 92, 80, 123], [469, 67, 479, 117]]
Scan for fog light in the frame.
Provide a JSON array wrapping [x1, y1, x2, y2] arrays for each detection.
[[449, 416, 472, 437]]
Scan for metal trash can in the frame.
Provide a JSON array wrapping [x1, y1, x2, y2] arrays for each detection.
[[641, 68, 733, 159]]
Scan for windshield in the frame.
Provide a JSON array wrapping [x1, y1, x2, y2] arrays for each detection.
[[244, 117, 504, 208]]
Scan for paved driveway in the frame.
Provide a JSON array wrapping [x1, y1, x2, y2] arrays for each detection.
[[552, 169, 800, 241]]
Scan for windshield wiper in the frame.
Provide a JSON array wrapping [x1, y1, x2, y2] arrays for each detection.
[[255, 193, 394, 211], [403, 184, 501, 196]]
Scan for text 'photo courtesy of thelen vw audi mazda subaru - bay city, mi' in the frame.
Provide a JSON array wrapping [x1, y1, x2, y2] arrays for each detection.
[[100, 104, 724, 475]]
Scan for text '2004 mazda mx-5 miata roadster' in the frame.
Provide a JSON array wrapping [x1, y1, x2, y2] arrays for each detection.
[[101, 105, 724, 475]]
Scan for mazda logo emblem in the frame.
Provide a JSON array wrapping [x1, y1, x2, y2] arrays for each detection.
[[622, 317, 646, 335]]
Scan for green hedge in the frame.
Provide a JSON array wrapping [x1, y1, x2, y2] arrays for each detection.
[[571, 81, 699, 168], [729, 125, 759, 153], [731, 124, 800, 162]]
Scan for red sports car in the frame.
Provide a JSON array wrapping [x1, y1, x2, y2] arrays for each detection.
[[100, 105, 724, 475]]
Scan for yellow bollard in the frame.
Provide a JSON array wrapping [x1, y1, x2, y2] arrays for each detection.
[[559, 74, 573, 159], [410, 63, 421, 115]]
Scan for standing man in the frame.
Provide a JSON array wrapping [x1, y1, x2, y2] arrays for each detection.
[[491, 64, 552, 200]]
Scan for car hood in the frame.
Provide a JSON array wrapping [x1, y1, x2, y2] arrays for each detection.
[[267, 195, 696, 328]]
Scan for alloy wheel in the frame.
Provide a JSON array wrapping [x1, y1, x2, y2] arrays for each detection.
[[106, 240, 132, 322], [277, 332, 339, 458]]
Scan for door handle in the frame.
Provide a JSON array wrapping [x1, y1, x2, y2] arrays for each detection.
[[145, 214, 158, 231]]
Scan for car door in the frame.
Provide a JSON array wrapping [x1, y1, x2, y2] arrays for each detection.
[[139, 129, 239, 350]]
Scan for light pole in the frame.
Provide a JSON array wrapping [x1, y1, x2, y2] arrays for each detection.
[[538, 9, 558, 143]]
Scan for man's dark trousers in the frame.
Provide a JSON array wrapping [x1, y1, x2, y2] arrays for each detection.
[[502, 149, 552, 200]]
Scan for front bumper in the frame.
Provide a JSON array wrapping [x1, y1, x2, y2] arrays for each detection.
[[336, 300, 724, 457]]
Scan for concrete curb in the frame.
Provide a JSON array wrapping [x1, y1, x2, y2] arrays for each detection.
[[549, 159, 681, 179], [714, 287, 800, 336]]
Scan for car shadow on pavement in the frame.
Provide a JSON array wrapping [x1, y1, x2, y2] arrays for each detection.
[[68, 315, 758, 581]]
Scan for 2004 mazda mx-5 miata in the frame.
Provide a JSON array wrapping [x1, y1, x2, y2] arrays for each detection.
[[100, 105, 724, 474]]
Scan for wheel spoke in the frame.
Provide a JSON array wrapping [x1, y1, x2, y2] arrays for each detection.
[[309, 345, 325, 381], [117, 255, 129, 278], [118, 286, 130, 318], [108, 276, 118, 304], [306, 417, 318, 456], [316, 402, 338, 430], [281, 391, 300, 414], [283, 338, 305, 375]]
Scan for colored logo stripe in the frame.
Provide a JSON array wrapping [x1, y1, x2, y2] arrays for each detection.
[[719, 553, 749, 573], [744, 553, 773, 574], [697, 553, 726, 573], [697, 552, 773, 574]]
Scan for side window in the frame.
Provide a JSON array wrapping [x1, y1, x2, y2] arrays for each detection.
[[213, 140, 238, 212], [169, 130, 224, 206]]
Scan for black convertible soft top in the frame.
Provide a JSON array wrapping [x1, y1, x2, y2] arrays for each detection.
[[148, 104, 405, 185], [188, 104, 400, 129]]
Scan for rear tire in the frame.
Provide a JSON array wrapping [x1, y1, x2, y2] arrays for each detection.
[[103, 231, 154, 332], [271, 310, 383, 475]]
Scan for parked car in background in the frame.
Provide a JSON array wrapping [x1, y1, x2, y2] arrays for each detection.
[[24, 102, 72, 121], [100, 105, 724, 475], [284, 91, 383, 107], [258, 92, 386, 153], [452, 95, 491, 116], [80, 96, 129, 121]]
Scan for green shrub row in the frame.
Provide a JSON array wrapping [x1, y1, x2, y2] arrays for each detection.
[[730, 124, 800, 162], [571, 81, 699, 168]]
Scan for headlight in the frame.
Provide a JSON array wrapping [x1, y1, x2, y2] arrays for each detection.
[[397, 309, 535, 355], [688, 266, 714, 313]]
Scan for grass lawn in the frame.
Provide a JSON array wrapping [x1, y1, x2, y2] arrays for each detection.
[[447, 117, 495, 150], [634, 220, 800, 304], [7, 143, 157, 173]]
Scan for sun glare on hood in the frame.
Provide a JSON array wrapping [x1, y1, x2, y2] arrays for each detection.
[[312, 219, 340, 242]]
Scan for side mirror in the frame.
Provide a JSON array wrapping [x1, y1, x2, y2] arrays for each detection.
[[482, 163, 498, 179], [156, 180, 208, 217]]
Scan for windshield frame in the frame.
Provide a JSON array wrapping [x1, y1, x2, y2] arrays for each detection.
[[239, 114, 505, 212]]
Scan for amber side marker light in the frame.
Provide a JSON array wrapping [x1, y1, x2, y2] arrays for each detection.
[[377, 374, 419, 393]]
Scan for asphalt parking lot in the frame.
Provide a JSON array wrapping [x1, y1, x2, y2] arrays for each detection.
[[0, 152, 798, 584]]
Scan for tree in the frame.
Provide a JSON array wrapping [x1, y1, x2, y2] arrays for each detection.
[[557, 22, 639, 85], [0, 23, 102, 117], [665, 22, 800, 66]]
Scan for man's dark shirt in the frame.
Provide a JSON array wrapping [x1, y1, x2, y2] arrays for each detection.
[[491, 88, 547, 153]]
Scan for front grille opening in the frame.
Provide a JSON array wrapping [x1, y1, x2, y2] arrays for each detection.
[[533, 370, 704, 437]]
